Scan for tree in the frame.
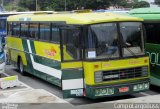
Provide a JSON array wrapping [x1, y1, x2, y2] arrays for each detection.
[[155, 0, 160, 6], [5, 0, 136, 11], [132, 1, 150, 8], [18, 0, 37, 11]]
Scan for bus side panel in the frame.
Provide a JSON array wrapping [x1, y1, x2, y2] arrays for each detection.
[[25, 39, 62, 86], [61, 62, 84, 98], [146, 43, 160, 86], [6, 37, 27, 66], [7, 37, 63, 87]]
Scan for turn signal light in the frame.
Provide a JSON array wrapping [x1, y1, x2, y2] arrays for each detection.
[[94, 65, 99, 69], [144, 59, 148, 63]]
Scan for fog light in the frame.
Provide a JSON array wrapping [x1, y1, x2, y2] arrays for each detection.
[[144, 83, 149, 89], [139, 84, 143, 89], [134, 85, 137, 90], [133, 83, 149, 91]]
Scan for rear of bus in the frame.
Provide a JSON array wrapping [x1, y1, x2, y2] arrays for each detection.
[[61, 12, 150, 99]]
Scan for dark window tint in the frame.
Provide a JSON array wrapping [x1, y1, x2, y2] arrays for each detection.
[[0, 20, 5, 30], [21, 23, 28, 38], [12, 23, 20, 36], [62, 28, 81, 61], [85, 23, 119, 59], [120, 22, 144, 57], [7, 23, 12, 35], [29, 23, 39, 39], [51, 26, 60, 42], [144, 23, 160, 44], [40, 23, 50, 41]]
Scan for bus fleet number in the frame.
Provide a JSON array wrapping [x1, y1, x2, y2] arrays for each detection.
[[147, 52, 160, 66]]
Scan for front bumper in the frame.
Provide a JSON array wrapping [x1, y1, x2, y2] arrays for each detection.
[[85, 79, 150, 99]]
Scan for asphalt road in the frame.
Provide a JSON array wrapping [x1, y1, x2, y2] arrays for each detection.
[[4, 65, 160, 105]]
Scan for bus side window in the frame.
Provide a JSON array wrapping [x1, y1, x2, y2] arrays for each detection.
[[62, 28, 81, 61], [21, 23, 28, 38], [12, 23, 20, 37], [39, 23, 50, 41], [145, 23, 160, 44], [51, 25, 60, 43], [29, 23, 39, 39], [0, 20, 5, 30], [7, 23, 12, 35]]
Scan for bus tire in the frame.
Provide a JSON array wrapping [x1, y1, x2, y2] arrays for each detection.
[[18, 57, 26, 76]]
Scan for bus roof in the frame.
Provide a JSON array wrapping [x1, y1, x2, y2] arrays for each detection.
[[7, 12, 143, 25], [0, 11, 53, 17], [129, 7, 160, 21]]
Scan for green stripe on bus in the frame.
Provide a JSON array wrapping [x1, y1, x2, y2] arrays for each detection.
[[32, 69, 61, 87], [33, 55, 61, 70], [30, 40, 36, 54], [22, 39, 34, 73], [62, 69, 83, 80]]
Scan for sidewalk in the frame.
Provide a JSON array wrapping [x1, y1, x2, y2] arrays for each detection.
[[0, 88, 68, 103], [0, 79, 74, 109]]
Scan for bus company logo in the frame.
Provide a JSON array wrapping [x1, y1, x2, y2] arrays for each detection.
[[128, 60, 140, 65], [44, 47, 57, 57]]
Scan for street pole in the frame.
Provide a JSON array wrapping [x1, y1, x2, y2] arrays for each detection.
[[65, 0, 66, 11], [36, 0, 37, 11], [1, 0, 3, 8]]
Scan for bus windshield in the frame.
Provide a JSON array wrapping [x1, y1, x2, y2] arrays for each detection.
[[85, 22, 144, 59], [120, 22, 144, 57], [86, 23, 119, 59]]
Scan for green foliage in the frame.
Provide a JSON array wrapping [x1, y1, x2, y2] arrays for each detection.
[[4, 3, 17, 11], [155, 0, 160, 6], [132, 1, 150, 8], [4, 0, 137, 11], [18, 0, 37, 11]]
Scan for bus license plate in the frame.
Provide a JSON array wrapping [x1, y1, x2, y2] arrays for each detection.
[[119, 87, 129, 93]]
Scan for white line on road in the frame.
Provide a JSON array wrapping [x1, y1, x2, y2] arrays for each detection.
[[139, 92, 151, 96]]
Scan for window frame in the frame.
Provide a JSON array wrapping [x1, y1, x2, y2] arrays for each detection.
[[83, 21, 145, 61], [60, 25, 83, 62], [39, 23, 51, 42], [20, 22, 29, 39]]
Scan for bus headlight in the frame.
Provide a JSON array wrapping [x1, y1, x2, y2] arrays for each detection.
[[144, 83, 149, 89], [141, 66, 148, 77], [95, 71, 103, 82]]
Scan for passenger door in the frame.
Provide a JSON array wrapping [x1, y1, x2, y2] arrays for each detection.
[[60, 27, 84, 98]]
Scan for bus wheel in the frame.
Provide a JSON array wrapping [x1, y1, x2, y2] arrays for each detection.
[[18, 57, 26, 76]]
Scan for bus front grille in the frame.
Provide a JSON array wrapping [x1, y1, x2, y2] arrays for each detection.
[[95, 66, 148, 82]]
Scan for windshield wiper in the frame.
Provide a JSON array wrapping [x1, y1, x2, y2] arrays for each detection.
[[123, 43, 138, 58]]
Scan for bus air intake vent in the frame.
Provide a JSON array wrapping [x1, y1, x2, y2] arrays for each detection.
[[95, 66, 148, 83]]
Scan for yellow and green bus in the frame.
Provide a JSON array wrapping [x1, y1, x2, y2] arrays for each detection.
[[6, 11, 150, 99]]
